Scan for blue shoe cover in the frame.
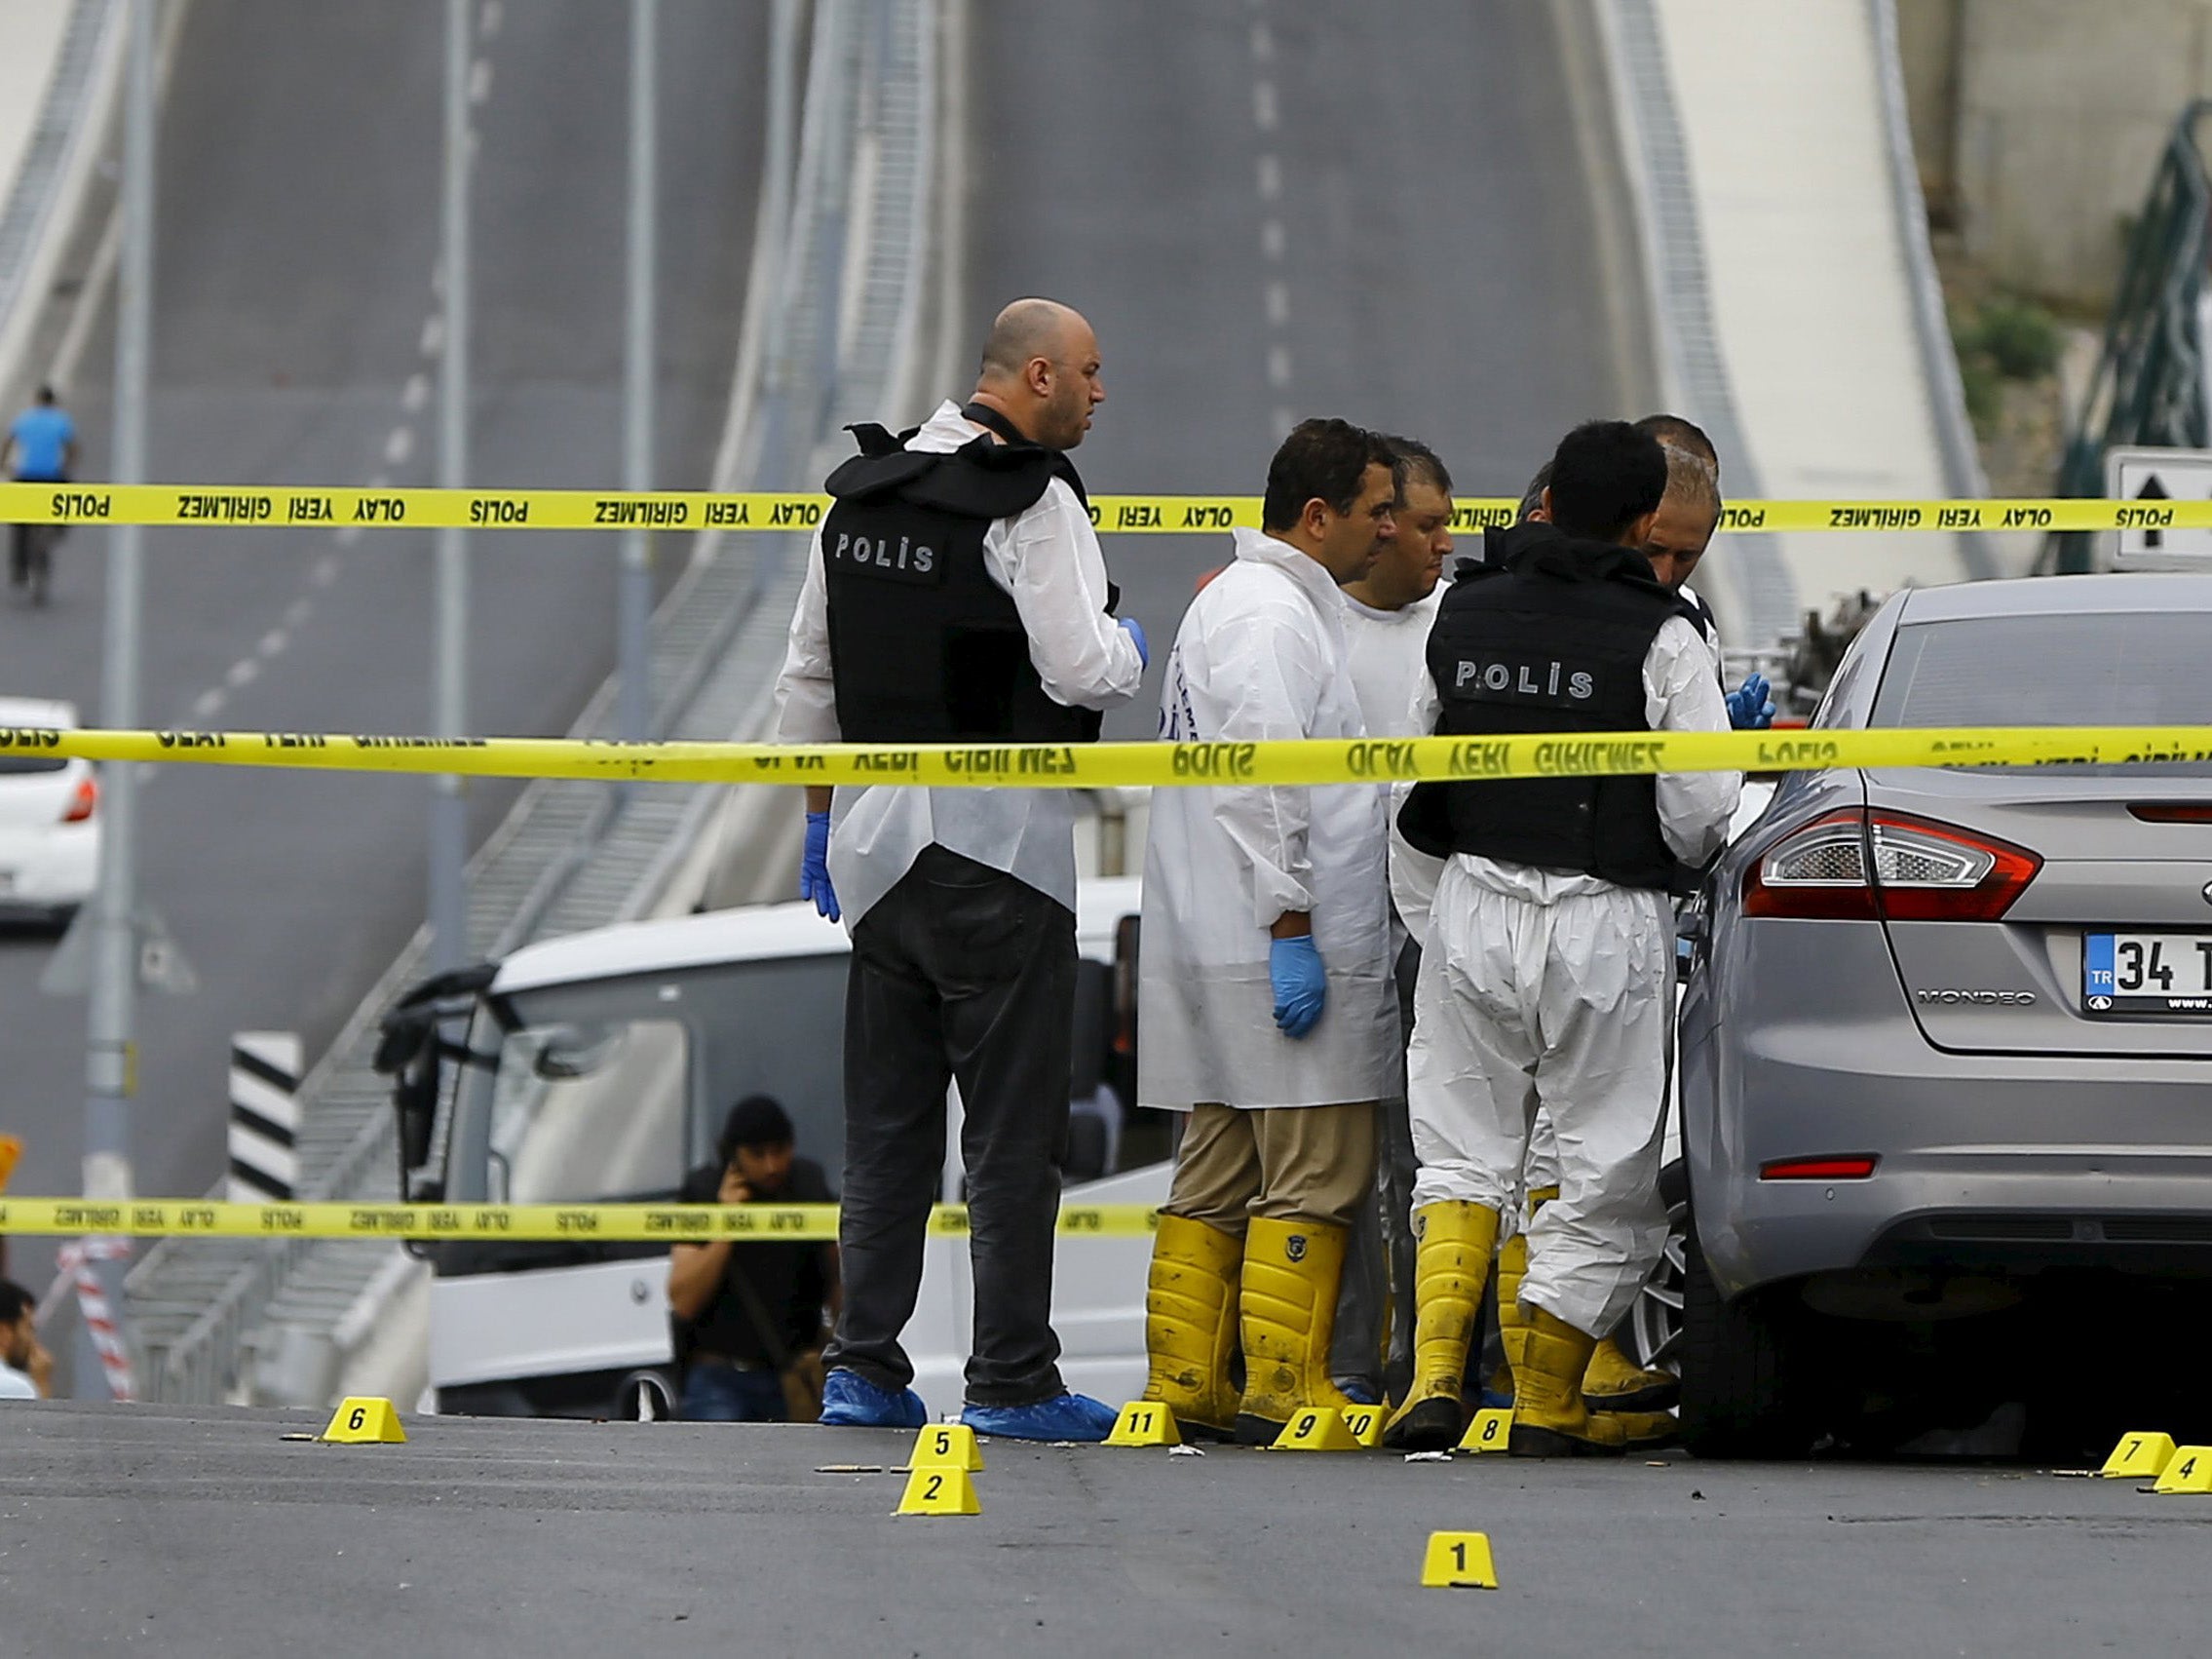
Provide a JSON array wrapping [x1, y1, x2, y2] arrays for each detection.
[[818, 1368, 928, 1428], [960, 1391, 1120, 1443], [1336, 1378, 1381, 1407]]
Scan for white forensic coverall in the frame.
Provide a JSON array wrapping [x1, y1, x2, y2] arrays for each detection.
[[1138, 528, 1397, 1113], [1405, 612, 1738, 1337], [1511, 585, 1725, 1207]]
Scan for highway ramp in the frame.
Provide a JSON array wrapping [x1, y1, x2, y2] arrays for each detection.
[[965, 0, 1653, 737], [0, 1, 764, 1284]]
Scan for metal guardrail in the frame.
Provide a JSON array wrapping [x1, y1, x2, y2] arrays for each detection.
[[1599, 0, 1796, 646], [2048, 100, 2212, 574], [0, 0, 117, 403], [122, 0, 940, 1405]]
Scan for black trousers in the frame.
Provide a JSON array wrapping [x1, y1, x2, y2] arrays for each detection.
[[824, 846, 1075, 1407]]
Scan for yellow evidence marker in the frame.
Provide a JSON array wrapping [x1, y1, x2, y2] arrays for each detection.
[[320, 1397, 405, 1444], [2097, 1431, 2176, 1480], [1458, 1408, 1513, 1454], [2153, 1446, 2212, 1494], [896, 1465, 981, 1516], [1104, 1402, 1182, 1447], [1421, 1531, 1499, 1590], [1272, 1407, 1360, 1451], [909, 1423, 984, 1472], [1340, 1405, 1385, 1448]]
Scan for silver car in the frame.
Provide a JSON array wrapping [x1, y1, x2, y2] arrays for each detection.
[[1677, 572, 2212, 1457]]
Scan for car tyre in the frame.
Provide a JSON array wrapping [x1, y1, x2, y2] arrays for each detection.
[[1678, 1224, 1816, 1459]]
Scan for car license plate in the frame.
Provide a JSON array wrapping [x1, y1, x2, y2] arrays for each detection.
[[2083, 933, 2212, 1015]]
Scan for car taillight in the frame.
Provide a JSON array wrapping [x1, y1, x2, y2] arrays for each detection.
[[1760, 1155, 1879, 1180], [62, 775, 97, 823], [1742, 809, 2040, 922]]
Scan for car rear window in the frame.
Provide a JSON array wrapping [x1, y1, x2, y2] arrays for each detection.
[[0, 755, 67, 775], [1871, 611, 2212, 774]]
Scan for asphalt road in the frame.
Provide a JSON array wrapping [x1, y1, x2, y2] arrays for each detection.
[[0, 2, 763, 1266], [0, 1407, 2199, 1658], [965, 0, 1650, 737]]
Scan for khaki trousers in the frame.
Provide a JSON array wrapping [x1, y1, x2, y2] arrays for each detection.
[[1163, 1101, 1378, 1234]]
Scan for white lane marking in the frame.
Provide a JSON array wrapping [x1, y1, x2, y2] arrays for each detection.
[[190, 686, 226, 723], [420, 315, 444, 358], [402, 372, 430, 413], [1267, 345, 1292, 389], [469, 58, 493, 106], [284, 598, 313, 630], [1265, 281, 1289, 326], [312, 554, 343, 586], [259, 629, 288, 659], [370, 474, 391, 490], [480, 0, 503, 40], [1256, 153, 1281, 202], [225, 658, 260, 690], [1261, 219, 1285, 261], [1253, 80, 1278, 133], [1250, 20, 1274, 61], [384, 427, 414, 467], [334, 524, 362, 549]]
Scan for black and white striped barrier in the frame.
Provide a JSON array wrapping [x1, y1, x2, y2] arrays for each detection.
[[227, 1031, 302, 1205]]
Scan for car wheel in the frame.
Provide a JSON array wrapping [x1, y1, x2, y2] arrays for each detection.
[[1678, 1222, 1816, 1459], [1625, 1161, 1688, 1374]]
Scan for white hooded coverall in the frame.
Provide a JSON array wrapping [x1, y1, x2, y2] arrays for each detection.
[[1404, 613, 1737, 1337]]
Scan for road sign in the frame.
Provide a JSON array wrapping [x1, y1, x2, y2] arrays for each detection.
[[2105, 446, 2212, 565]]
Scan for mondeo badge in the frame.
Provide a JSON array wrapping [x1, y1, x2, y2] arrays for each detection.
[[1915, 988, 2037, 1005]]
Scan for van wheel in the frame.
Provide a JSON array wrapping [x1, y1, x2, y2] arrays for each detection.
[[1678, 1226, 1816, 1459]]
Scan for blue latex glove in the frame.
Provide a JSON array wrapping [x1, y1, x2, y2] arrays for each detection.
[[1725, 673, 1775, 730], [1119, 615, 1149, 668], [1269, 934, 1327, 1038], [800, 810, 840, 921]]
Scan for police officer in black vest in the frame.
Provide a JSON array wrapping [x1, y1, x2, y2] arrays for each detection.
[[770, 298, 1147, 1441], [1383, 421, 1739, 1455]]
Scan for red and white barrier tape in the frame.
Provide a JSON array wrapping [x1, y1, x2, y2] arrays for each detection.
[[39, 1237, 136, 1403]]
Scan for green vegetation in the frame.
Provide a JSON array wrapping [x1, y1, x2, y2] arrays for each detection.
[[1952, 293, 2064, 433]]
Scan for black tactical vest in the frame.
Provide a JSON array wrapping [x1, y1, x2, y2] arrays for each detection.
[[1399, 524, 1680, 890], [820, 417, 1108, 745]]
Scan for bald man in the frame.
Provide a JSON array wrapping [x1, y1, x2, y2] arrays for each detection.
[[773, 298, 1146, 1442]]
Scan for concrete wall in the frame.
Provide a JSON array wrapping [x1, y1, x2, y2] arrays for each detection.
[[1900, 0, 2212, 306]]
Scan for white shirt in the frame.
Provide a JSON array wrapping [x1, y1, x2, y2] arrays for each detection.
[[1342, 586, 1445, 945], [1138, 528, 1399, 1110], [0, 1362, 37, 1400], [771, 401, 1145, 924], [1403, 613, 1741, 909], [1339, 586, 1443, 740]]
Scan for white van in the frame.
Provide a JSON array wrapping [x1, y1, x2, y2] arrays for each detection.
[[380, 878, 1165, 1419]]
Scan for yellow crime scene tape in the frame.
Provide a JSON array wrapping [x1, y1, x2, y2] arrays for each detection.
[[0, 481, 2193, 534], [5, 723, 2212, 788], [0, 1197, 1154, 1242]]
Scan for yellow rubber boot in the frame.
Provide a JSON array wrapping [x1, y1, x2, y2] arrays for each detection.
[[1503, 1305, 1676, 1457], [1484, 1227, 1531, 1404], [1382, 1202, 1501, 1450], [1235, 1216, 1355, 1445], [1140, 1215, 1244, 1440], [1582, 1332, 1679, 1413], [1485, 1185, 1553, 1405]]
